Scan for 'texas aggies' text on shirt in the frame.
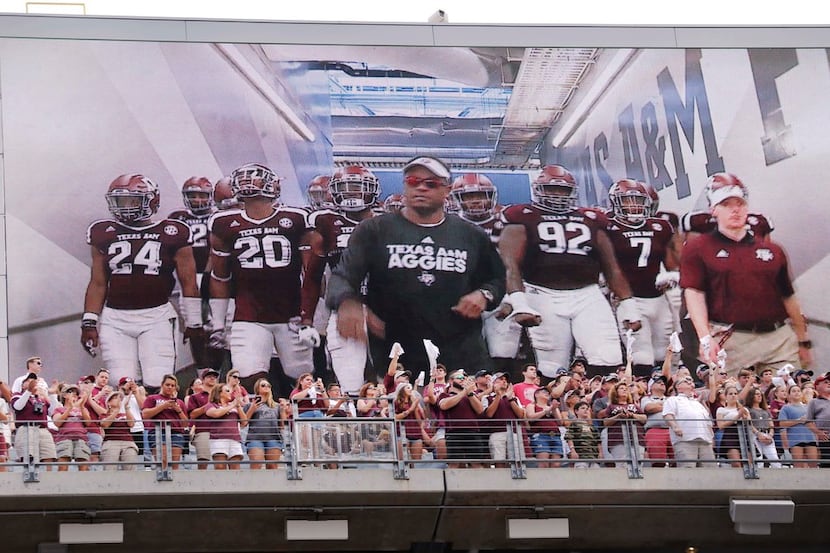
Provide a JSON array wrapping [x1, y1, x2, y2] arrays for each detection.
[[385, 242, 468, 272], [87, 219, 192, 310]]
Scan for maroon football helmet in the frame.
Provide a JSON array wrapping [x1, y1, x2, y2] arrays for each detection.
[[106, 174, 160, 223], [531, 165, 578, 213], [213, 177, 239, 211], [609, 179, 652, 224], [230, 163, 280, 200], [383, 193, 405, 213], [330, 166, 380, 212], [450, 173, 498, 219], [307, 175, 334, 210], [181, 176, 215, 216]]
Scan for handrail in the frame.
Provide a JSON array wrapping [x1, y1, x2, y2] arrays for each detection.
[[3, 415, 825, 482]]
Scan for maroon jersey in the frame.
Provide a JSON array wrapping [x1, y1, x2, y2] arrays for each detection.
[[87, 219, 192, 310], [606, 217, 675, 298], [500, 204, 609, 288], [459, 213, 505, 245], [680, 232, 794, 326], [209, 207, 310, 324], [655, 210, 680, 232], [308, 208, 363, 269], [681, 210, 773, 240], [168, 209, 213, 273]]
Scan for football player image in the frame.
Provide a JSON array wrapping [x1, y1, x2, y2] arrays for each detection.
[[213, 177, 240, 211], [81, 174, 204, 388], [605, 179, 680, 375], [498, 164, 641, 377], [681, 172, 811, 375], [306, 175, 334, 211], [168, 176, 216, 364], [382, 193, 405, 214], [305, 166, 381, 393], [208, 163, 322, 389], [451, 173, 520, 361], [168, 176, 215, 278], [327, 156, 506, 374]]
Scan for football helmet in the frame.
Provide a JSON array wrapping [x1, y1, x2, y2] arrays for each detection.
[[706, 172, 748, 207], [645, 183, 660, 216], [105, 174, 160, 223], [181, 176, 215, 216], [213, 177, 239, 211], [450, 173, 498, 219], [329, 166, 380, 212], [531, 165, 578, 213], [307, 175, 334, 210], [608, 179, 652, 224], [230, 163, 280, 200], [383, 194, 404, 213], [444, 194, 460, 214]]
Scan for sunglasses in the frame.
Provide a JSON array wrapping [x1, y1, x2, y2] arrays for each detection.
[[404, 175, 446, 189]]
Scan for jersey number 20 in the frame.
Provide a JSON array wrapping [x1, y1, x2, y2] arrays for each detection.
[[235, 235, 292, 269]]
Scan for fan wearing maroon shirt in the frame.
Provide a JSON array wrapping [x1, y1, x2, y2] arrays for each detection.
[[498, 165, 641, 377], [438, 370, 486, 467], [142, 374, 189, 470], [12, 372, 57, 464], [305, 166, 380, 393], [482, 372, 525, 465], [605, 179, 680, 376], [681, 172, 811, 376], [208, 163, 323, 390], [186, 368, 220, 470], [81, 174, 204, 389]]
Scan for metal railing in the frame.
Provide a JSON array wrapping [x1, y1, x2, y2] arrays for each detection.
[[2, 415, 827, 482]]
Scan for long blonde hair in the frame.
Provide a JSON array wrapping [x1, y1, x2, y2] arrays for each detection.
[[253, 378, 276, 408]]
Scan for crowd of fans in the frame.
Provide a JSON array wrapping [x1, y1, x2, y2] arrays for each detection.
[[2, 351, 828, 471]]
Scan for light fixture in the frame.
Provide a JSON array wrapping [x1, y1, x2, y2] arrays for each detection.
[[507, 518, 569, 539], [59, 523, 124, 544], [285, 519, 348, 541], [550, 49, 637, 147], [214, 44, 316, 142], [729, 498, 794, 535]]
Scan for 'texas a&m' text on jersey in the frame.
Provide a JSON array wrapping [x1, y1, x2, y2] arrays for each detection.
[[605, 217, 675, 298], [86, 219, 193, 310], [499, 204, 609, 289], [209, 208, 310, 324]]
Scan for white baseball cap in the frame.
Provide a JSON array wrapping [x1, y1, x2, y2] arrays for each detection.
[[403, 156, 451, 180], [706, 172, 748, 206]]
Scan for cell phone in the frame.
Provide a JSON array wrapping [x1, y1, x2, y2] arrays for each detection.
[[253, 395, 262, 403]]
